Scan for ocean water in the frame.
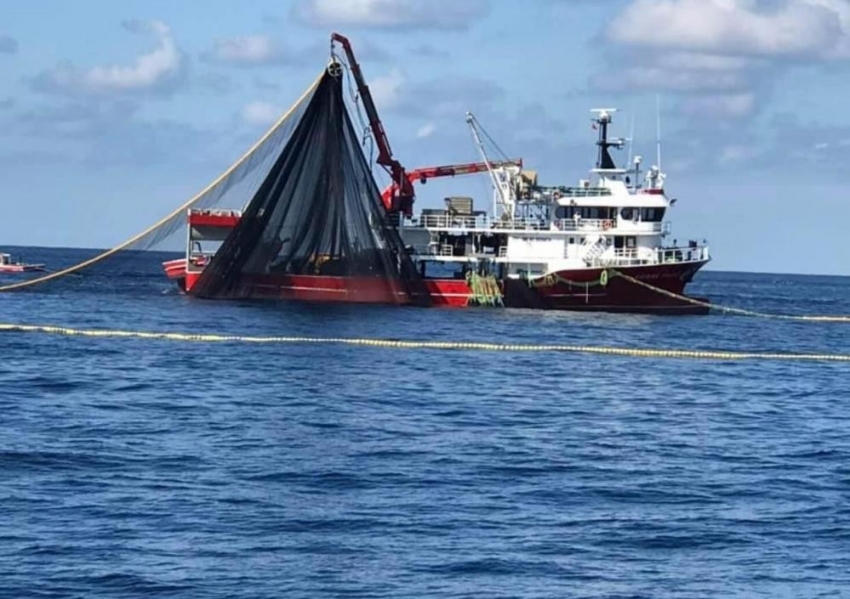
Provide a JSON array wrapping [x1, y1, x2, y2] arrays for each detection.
[[2, 246, 850, 599]]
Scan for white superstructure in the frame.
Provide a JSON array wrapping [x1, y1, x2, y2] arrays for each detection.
[[400, 109, 709, 280]]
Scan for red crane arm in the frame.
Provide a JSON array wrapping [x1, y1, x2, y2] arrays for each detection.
[[331, 33, 414, 214], [380, 158, 523, 206]]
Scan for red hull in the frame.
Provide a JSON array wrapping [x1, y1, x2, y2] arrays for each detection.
[[236, 274, 409, 304], [162, 260, 707, 313], [505, 261, 709, 314], [183, 273, 473, 306]]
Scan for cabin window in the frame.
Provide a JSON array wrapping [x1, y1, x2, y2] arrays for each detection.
[[555, 206, 618, 220], [640, 207, 666, 222], [568, 237, 575, 244], [621, 207, 634, 220], [614, 236, 624, 249], [626, 237, 636, 248]]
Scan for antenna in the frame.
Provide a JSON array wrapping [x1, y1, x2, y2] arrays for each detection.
[[627, 111, 635, 166], [656, 94, 662, 170]]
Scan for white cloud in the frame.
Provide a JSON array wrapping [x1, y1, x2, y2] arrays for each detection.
[[205, 34, 287, 65], [680, 92, 756, 118], [598, 1, 850, 120], [608, 0, 846, 59], [293, 0, 490, 30], [719, 143, 759, 164], [653, 51, 762, 71], [0, 34, 18, 55], [242, 101, 281, 126], [416, 122, 436, 138], [33, 20, 183, 95], [370, 68, 405, 110], [807, 0, 850, 57], [591, 65, 747, 92]]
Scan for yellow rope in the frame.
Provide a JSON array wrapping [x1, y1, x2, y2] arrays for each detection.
[[1, 321, 849, 362], [613, 270, 850, 323], [0, 72, 325, 293]]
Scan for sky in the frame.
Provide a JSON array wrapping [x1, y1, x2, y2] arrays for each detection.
[[2, 0, 850, 274]]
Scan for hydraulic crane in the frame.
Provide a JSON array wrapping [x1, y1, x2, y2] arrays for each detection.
[[331, 32, 415, 215], [379, 158, 523, 207]]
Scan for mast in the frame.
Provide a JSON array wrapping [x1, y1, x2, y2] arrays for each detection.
[[656, 94, 663, 171], [591, 108, 622, 170]]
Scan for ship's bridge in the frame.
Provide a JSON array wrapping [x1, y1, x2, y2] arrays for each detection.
[[549, 177, 670, 235]]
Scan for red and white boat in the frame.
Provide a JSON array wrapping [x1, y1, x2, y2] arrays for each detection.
[[163, 34, 709, 313], [0, 253, 46, 273], [163, 109, 709, 313], [398, 109, 710, 313]]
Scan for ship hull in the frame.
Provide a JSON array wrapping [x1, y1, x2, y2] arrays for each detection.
[[0, 265, 46, 273], [164, 260, 708, 314], [504, 260, 709, 314]]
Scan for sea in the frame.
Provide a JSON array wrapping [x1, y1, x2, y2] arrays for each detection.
[[2, 246, 849, 599]]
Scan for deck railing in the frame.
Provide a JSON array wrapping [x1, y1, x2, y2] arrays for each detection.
[[411, 214, 672, 235], [592, 244, 709, 267], [413, 214, 549, 230]]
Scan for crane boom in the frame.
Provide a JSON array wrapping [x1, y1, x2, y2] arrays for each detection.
[[380, 158, 523, 206], [331, 32, 414, 215]]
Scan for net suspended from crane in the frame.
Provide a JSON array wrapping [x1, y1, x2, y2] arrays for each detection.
[[0, 72, 324, 293], [189, 67, 430, 306]]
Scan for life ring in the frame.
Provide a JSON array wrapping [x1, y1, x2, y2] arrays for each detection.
[[599, 270, 609, 287], [602, 219, 612, 230]]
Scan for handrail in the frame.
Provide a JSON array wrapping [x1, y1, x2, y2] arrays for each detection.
[[410, 214, 673, 234], [591, 244, 709, 267]]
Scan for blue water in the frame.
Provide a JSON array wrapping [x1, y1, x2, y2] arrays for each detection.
[[2, 247, 850, 598]]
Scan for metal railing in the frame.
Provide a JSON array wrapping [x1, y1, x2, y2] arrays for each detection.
[[412, 214, 549, 230], [411, 214, 673, 235], [556, 220, 671, 233], [591, 244, 709, 267], [656, 245, 710, 264], [555, 218, 616, 232], [539, 186, 612, 198]]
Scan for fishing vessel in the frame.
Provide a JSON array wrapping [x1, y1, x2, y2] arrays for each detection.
[[162, 33, 709, 313], [163, 108, 708, 313], [400, 109, 710, 313], [0, 253, 46, 273]]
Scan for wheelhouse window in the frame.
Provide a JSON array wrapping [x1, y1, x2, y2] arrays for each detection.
[[614, 236, 637, 250], [639, 207, 666, 222], [555, 206, 617, 219]]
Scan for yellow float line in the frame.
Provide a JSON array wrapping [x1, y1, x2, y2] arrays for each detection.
[[2, 322, 849, 362], [613, 270, 850, 323]]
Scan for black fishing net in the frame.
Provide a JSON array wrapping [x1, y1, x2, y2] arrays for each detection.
[[190, 68, 429, 306]]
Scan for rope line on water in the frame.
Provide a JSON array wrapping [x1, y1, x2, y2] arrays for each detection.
[[0, 72, 325, 294], [612, 270, 850, 323], [2, 322, 849, 362]]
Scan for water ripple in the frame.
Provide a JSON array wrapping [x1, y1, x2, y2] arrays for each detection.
[[1, 251, 850, 598]]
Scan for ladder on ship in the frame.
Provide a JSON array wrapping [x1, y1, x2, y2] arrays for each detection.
[[467, 272, 504, 307], [583, 239, 606, 266]]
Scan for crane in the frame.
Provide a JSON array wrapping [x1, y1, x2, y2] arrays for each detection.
[[379, 158, 523, 207], [466, 111, 520, 218], [331, 33, 415, 215]]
